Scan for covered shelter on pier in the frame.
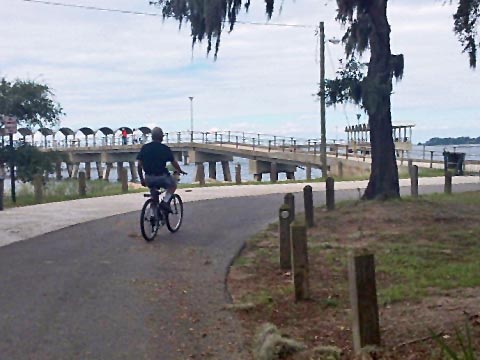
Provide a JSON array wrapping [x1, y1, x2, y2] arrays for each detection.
[[77, 127, 95, 147], [346, 123, 415, 152], [137, 126, 151, 144], [97, 127, 115, 146], [17, 128, 35, 145], [58, 127, 76, 147], [38, 128, 55, 148]]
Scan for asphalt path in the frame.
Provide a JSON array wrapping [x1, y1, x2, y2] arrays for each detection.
[[0, 183, 478, 359]]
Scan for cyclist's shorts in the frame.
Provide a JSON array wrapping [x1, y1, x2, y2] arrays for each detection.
[[145, 173, 176, 189]]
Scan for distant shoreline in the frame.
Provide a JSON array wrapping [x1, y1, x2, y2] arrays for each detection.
[[420, 137, 480, 146]]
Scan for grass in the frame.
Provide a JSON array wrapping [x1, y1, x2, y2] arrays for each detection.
[[2, 179, 128, 208], [233, 191, 480, 306], [228, 191, 480, 358]]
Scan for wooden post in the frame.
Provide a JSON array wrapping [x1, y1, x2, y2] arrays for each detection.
[[78, 171, 86, 197], [55, 162, 62, 180], [348, 253, 381, 353], [117, 162, 123, 181], [104, 162, 112, 181], [445, 171, 452, 194], [303, 185, 314, 228], [85, 162, 91, 180], [33, 174, 44, 204], [338, 161, 344, 179], [221, 161, 232, 182], [306, 165, 312, 180], [0, 176, 4, 211], [235, 163, 241, 184], [270, 162, 278, 183], [430, 151, 434, 169], [326, 177, 335, 211], [411, 165, 418, 198], [196, 163, 205, 186], [121, 167, 128, 193], [284, 193, 295, 223], [279, 204, 291, 270], [291, 222, 310, 301]]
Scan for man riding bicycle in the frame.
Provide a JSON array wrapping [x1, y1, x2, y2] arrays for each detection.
[[137, 127, 187, 213]]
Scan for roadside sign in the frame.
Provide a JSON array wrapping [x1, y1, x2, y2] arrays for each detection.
[[1, 116, 17, 135]]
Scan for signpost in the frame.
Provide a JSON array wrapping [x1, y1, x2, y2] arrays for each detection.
[[1, 115, 18, 203]]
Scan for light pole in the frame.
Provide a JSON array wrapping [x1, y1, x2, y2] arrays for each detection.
[[188, 96, 194, 142]]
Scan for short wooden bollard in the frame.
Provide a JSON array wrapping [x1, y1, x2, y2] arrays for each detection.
[[284, 193, 295, 223], [348, 253, 381, 353], [196, 163, 206, 186], [33, 174, 44, 204], [444, 171, 452, 194], [279, 204, 292, 270], [78, 171, 87, 196], [407, 159, 413, 176], [291, 222, 310, 301], [121, 167, 128, 193], [326, 177, 335, 211], [235, 163, 241, 184], [303, 185, 314, 228], [270, 162, 278, 183], [0, 176, 4, 211], [410, 165, 418, 197]]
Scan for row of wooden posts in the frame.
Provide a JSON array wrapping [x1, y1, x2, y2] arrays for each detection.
[[0, 164, 460, 211], [0, 168, 130, 208], [277, 169, 456, 353]]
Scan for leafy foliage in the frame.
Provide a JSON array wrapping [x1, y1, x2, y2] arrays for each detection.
[[453, 0, 480, 68], [324, 57, 365, 107], [150, 0, 273, 57], [0, 78, 63, 129], [0, 144, 65, 183]]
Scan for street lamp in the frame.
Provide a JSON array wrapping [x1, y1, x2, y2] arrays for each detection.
[[188, 96, 194, 142]]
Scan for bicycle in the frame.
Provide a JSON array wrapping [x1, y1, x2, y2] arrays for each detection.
[[140, 176, 184, 242]]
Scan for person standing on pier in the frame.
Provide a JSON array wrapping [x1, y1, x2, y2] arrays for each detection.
[[136, 127, 187, 212], [121, 128, 128, 145]]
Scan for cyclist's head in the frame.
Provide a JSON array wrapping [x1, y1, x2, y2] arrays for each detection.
[[151, 127, 164, 142]]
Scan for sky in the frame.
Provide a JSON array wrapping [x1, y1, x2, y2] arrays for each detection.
[[1, 0, 479, 143]]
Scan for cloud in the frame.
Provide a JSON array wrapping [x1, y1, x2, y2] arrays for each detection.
[[1, 0, 478, 143]]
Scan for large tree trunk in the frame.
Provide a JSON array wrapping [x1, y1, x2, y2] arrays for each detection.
[[362, 1, 400, 200]]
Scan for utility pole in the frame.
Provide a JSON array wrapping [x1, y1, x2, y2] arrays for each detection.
[[319, 22, 327, 178]]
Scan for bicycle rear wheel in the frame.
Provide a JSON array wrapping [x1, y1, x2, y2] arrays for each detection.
[[166, 194, 183, 233], [140, 199, 159, 241]]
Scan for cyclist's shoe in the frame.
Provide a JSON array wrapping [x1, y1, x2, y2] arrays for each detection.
[[160, 201, 173, 214]]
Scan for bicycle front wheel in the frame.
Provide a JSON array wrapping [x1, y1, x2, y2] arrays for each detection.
[[140, 199, 159, 241], [166, 194, 183, 233]]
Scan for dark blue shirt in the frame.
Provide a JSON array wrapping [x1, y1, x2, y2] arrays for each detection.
[[136, 142, 174, 175]]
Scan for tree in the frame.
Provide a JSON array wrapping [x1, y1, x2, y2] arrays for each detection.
[[0, 144, 65, 182], [149, 0, 479, 199], [0, 78, 63, 130]]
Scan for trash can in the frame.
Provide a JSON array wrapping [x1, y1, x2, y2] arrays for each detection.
[[443, 151, 466, 176]]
